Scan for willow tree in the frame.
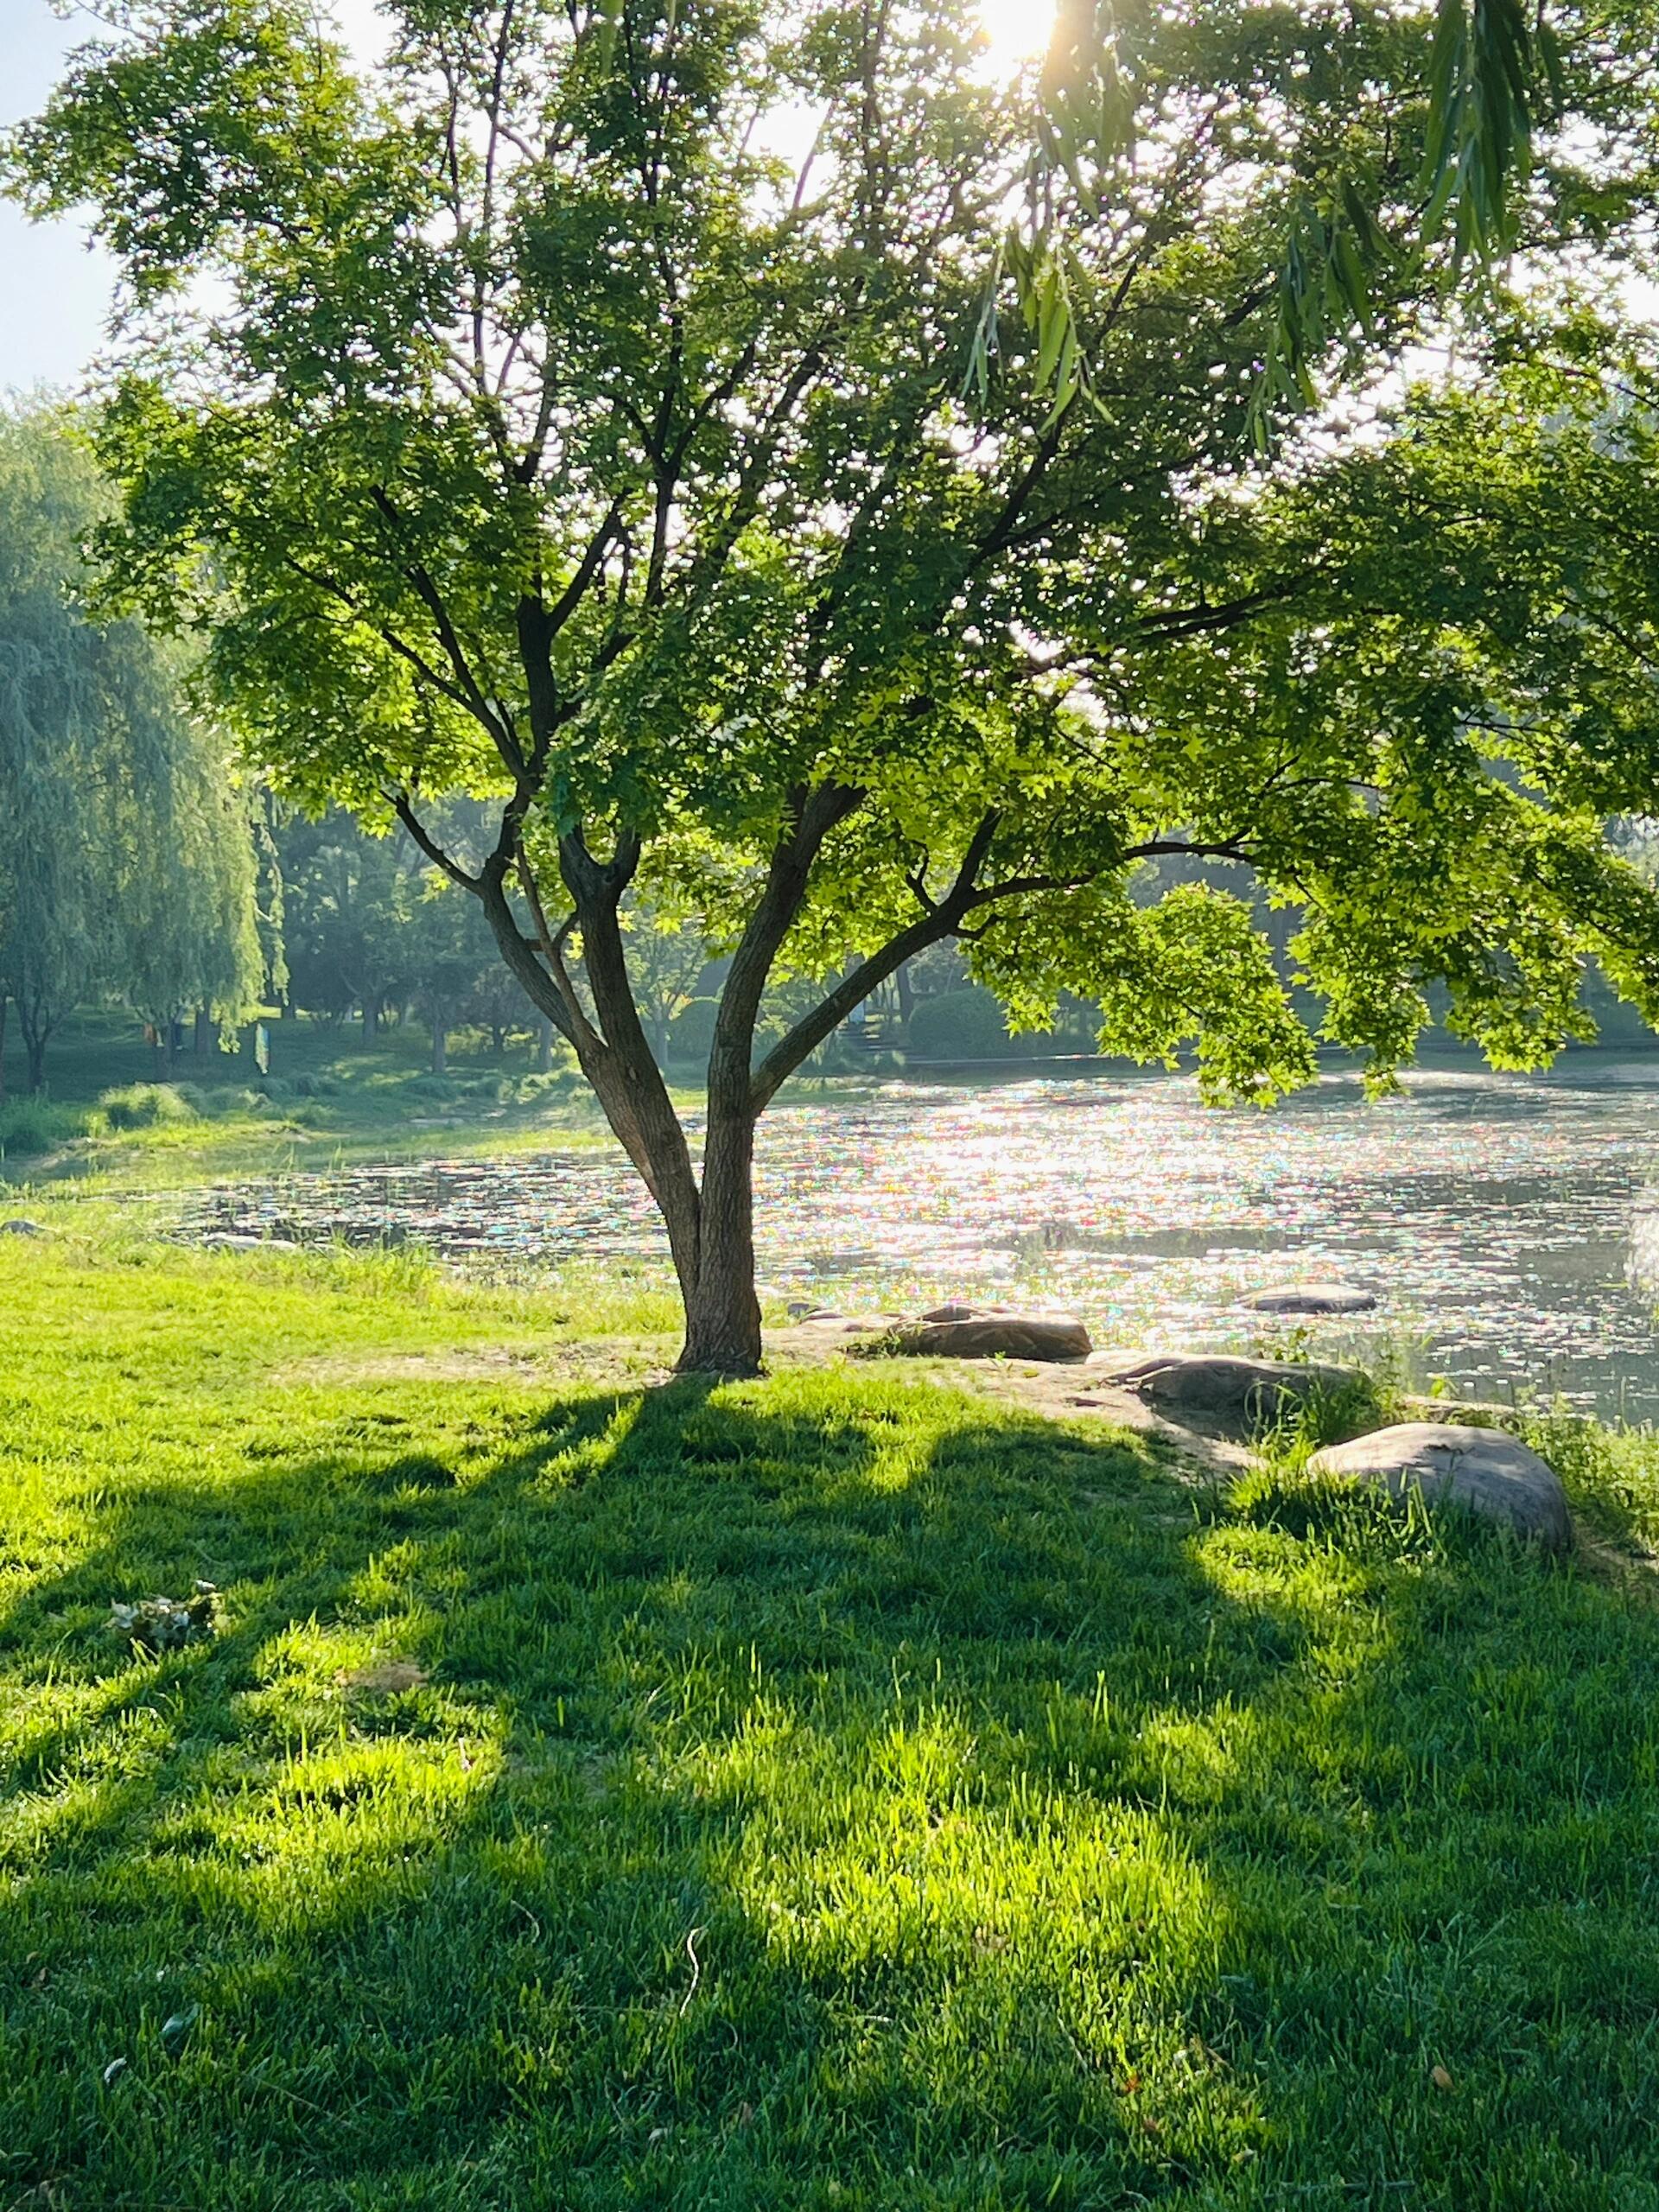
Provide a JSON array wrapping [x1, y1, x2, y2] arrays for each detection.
[[0, 407, 264, 1091], [10, 0, 1658, 1363]]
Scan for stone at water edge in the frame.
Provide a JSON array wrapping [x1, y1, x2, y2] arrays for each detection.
[[0, 1218, 42, 1236], [884, 1314, 1093, 1362], [1109, 1352, 1362, 1426], [1307, 1423, 1572, 1551], [1243, 1281, 1377, 1316]]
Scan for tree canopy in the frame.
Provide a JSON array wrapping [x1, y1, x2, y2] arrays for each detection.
[[9, 0, 1659, 1363], [0, 405, 264, 1092]]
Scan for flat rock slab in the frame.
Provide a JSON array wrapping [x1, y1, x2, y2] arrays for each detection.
[[1308, 1421, 1571, 1550], [1244, 1281, 1377, 1316], [882, 1315, 1092, 1363], [1109, 1352, 1362, 1430]]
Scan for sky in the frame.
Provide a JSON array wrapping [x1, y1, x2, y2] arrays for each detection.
[[0, 2, 118, 395], [0, 0, 1051, 397]]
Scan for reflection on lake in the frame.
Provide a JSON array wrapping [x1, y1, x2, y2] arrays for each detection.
[[183, 1058, 1659, 1419]]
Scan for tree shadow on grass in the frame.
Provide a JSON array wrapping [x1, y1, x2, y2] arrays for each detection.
[[5, 1376, 1659, 2209]]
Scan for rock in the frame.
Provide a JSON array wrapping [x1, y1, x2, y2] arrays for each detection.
[[1243, 1281, 1377, 1316], [1307, 1422, 1571, 1550], [199, 1232, 299, 1252], [0, 1217, 42, 1236], [884, 1314, 1092, 1362], [919, 1302, 978, 1324], [1110, 1352, 1361, 1427]]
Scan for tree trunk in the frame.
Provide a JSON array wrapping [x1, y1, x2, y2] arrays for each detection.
[[492, 1022, 508, 1054], [0, 995, 7, 1103], [678, 1101, 762, 1374], [194, 1008, 213, 1058], [364, 996, 380, 1041], [26, 1033, 48, 1094], [430, 1014, 447, 1074], [536, 1016, 554, 1072], [467, 795, 878, 1377]]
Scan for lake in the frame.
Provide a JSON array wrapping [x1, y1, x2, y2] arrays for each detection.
[[181, 1057, 1659, 1419]]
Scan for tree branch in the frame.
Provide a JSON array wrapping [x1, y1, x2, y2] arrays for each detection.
[[367, 486, 524, 772], [747, 809, 1000, 1111], [388, 792, 482, 892]]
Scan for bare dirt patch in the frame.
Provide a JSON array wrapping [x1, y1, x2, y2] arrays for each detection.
[[766, 1317, 1251, 1476], [275, 1342, 672, 1390]]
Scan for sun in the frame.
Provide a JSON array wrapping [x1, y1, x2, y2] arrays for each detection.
[[976, 0, 1058, 73]]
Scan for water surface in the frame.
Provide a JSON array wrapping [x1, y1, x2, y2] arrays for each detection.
[[181, 1058, 1659, 1418]]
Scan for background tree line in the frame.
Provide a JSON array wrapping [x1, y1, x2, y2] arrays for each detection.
[[10, 382, 1659, 1103], [0, 396, 1109, 1095]]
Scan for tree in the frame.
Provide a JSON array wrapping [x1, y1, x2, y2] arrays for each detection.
[[397, 864, 499, 1072], [0, 405, 263, 1091], [276, 804, 524, 1062], [117, 695, 266, 1070], [10, 2, 1659, 1364], [620, 901, 717, 1061], [276, 806, 414, 1028]]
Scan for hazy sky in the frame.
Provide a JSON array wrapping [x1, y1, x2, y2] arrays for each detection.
[[1, 3, 119, 396]]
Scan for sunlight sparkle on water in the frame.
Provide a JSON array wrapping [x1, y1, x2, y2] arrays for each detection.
[[179, 1064, 1659, 1421]]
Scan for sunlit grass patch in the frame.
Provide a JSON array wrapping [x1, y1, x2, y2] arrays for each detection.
[[5, 1236, 1659, 2206]]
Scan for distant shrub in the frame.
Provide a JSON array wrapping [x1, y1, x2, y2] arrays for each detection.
[[906, 988, 1015, 1061], [0, 1100, 59, 1156], [668, 996, 720, 1065], [99, 1083, 200, 1131]]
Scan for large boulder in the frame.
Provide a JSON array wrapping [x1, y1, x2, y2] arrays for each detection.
[[1243, 1281, 1377, 1316], [1110, 1352, 1361, 1428], [1308, 1422, 1571, 1550], [884, 1314, 1092, 1362]]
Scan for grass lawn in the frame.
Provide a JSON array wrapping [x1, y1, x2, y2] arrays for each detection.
[[5, 1231, 1659, 2209]]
